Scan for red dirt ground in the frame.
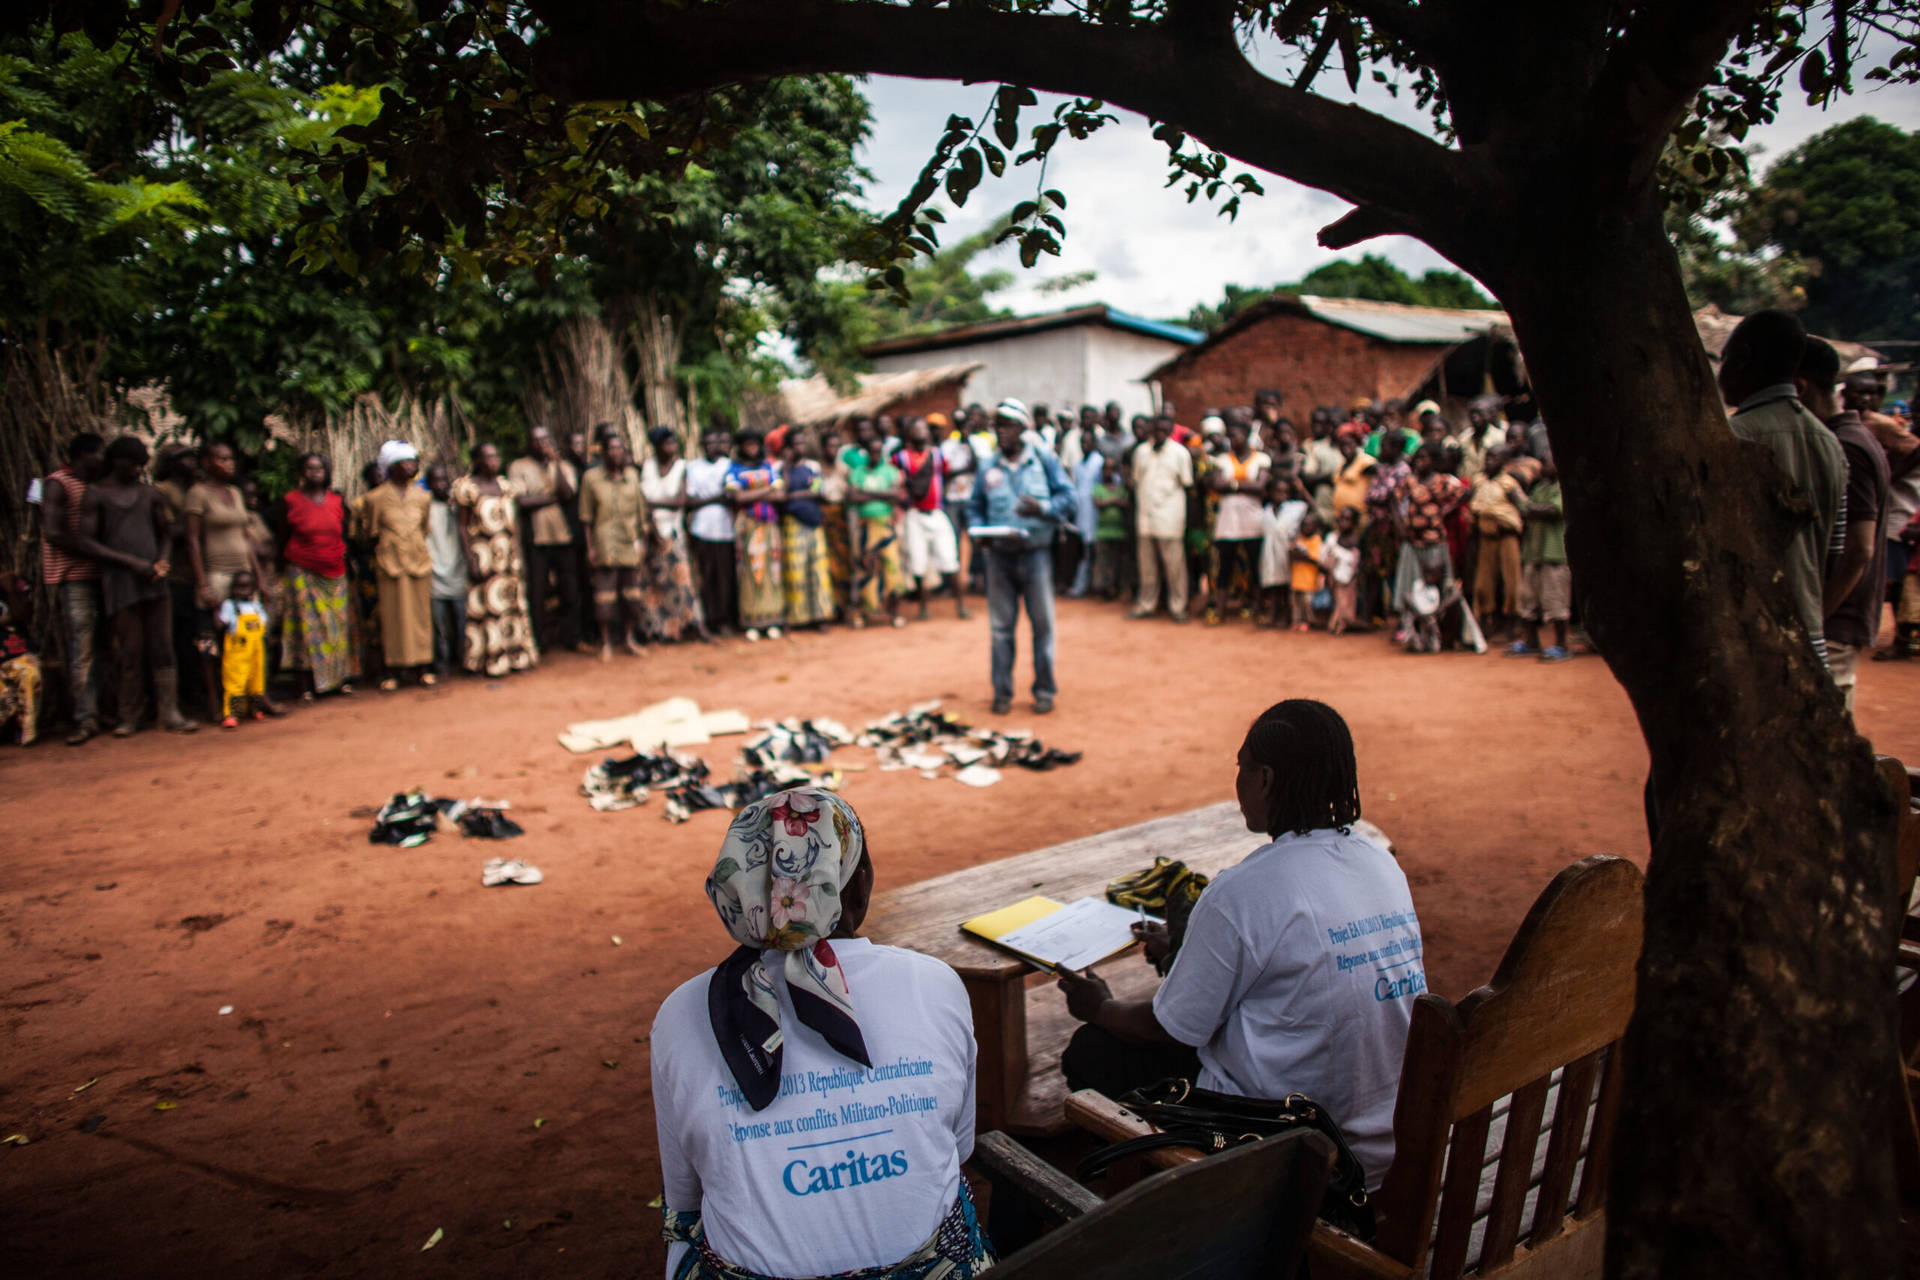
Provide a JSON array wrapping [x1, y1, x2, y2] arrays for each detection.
[[4, 601, 1916, 1277]]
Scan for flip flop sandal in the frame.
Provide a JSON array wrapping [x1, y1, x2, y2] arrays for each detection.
[[420, 673, 438, 686], [379, 678, 399, 692]]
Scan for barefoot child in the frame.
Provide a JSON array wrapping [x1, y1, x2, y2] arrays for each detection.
[[1257, 474, 1309, 626], [1090, 460, 1131, 600], [1320, 506, 1364, 634], [1288, 511, 1325, 630], [217, 569, 278, 727]]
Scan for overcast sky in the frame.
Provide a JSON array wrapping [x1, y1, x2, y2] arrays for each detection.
[[852, 46, 1920, 325]]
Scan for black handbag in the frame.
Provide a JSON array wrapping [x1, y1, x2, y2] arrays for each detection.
[[1076, 1077, 1376, 1240]]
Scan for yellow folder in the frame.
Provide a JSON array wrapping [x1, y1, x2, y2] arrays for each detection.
[[961, 895, 1064, 942]]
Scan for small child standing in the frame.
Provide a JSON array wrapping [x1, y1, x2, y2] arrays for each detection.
[[1288, 511, 1325, 631], [1404, 561, 1448, 653], [1090, 461, 1131, 600], [218, 569, 271, 727], [1511, 455, 1571, 661], [1257, 474, 1309, 626], [1320, 506, 1363, 634], [425, 463, 468, 677]]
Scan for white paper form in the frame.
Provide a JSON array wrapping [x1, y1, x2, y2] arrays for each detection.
[[995, 896, 1157, 971]]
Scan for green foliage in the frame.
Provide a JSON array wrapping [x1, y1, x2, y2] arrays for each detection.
[[852, 219, 1017, 341], [0, 9, 874, 455], [1183, 255, 1493, 331], [1737, 116, 1920, 339]]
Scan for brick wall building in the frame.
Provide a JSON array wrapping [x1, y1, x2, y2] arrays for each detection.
[[1149, 295, 1513, 421]]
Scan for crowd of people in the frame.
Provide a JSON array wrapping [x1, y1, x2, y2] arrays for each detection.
[[9, 328, 1913, 745]]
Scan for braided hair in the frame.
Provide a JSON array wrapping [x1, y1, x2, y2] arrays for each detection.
[[1242, 699, 1362, 838]]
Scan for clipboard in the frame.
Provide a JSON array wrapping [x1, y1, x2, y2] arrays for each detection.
[[961, 895, 1155, 974]]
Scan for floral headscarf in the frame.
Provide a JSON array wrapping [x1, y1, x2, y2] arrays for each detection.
[[705, 787, 871, 1110]]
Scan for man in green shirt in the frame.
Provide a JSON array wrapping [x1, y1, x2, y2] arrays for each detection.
[[1718, 309, 1846, 669]]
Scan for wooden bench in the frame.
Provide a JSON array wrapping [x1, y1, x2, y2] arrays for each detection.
[[862, 801, 1259, 1133], [1069, 854, 1643, 1280], [973, 1127, 1335, 1279]]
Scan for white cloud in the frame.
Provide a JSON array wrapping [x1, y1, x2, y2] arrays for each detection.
[[854, 47, 1917, 324]]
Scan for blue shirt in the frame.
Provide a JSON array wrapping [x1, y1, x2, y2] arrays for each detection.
[[965, 445, 1075, 547]]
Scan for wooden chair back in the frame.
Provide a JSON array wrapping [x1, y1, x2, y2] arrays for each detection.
[[990, 1128, 1336, 1280], [1316, 853, 1643, 1280]]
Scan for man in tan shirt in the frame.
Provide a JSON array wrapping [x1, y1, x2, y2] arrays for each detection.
[[1129, 414, 1194, 622], [577, 433, 652, 661], [507, 426, 584, 653]]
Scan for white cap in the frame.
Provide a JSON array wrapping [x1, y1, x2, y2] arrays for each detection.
[[376, 440, 418, 477]]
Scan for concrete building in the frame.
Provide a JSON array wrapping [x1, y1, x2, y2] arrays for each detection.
[[861, 304, 1202, 420], [1147, 295, 1522, 425]]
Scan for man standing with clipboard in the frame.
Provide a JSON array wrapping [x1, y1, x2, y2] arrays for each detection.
[[965, 398, 1076, 716]]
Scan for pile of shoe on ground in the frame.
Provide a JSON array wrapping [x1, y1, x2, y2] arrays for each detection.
[[571, 698, 1081, 820]]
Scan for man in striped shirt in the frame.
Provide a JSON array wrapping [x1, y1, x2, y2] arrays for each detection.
[[38, 432, 106, 744]]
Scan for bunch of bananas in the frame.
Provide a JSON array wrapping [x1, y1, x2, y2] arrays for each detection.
[[1105, 856, 1209, 914]]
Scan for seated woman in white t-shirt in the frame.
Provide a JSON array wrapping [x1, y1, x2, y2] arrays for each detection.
[[1056, 699, 1423, 1188], [651, 787, 989, 1280]]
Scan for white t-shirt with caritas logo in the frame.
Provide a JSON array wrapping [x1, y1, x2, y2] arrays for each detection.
[[1153, 827, 1422, 1187], [652, 938, 976, 1277]]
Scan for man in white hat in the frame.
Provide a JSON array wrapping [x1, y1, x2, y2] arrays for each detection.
[[963, 398, 1076, 714]]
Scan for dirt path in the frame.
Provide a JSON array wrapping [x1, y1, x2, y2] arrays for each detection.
[[4, 601, 1915, 1277]]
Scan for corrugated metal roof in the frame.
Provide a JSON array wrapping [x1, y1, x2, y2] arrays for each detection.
[[1104, 308, 1206, 346], [861, 303, 1200, 358], [1294, 295, 1510, 344], [1145, 294, 1511, 382]]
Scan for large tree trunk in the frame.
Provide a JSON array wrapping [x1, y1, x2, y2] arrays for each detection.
[[1488, 192, 1901, 1278]]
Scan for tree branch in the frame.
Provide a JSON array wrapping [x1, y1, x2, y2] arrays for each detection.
[[529, 0, 1492, 268], [1316, 206, 1406, 249], [1580, 0, 1769, 179]]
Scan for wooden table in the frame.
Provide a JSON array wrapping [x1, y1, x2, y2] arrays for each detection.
[[863, 802, 1258, 1135]]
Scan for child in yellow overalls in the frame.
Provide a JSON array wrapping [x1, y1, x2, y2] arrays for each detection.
[[218, 570, 269, 728]]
